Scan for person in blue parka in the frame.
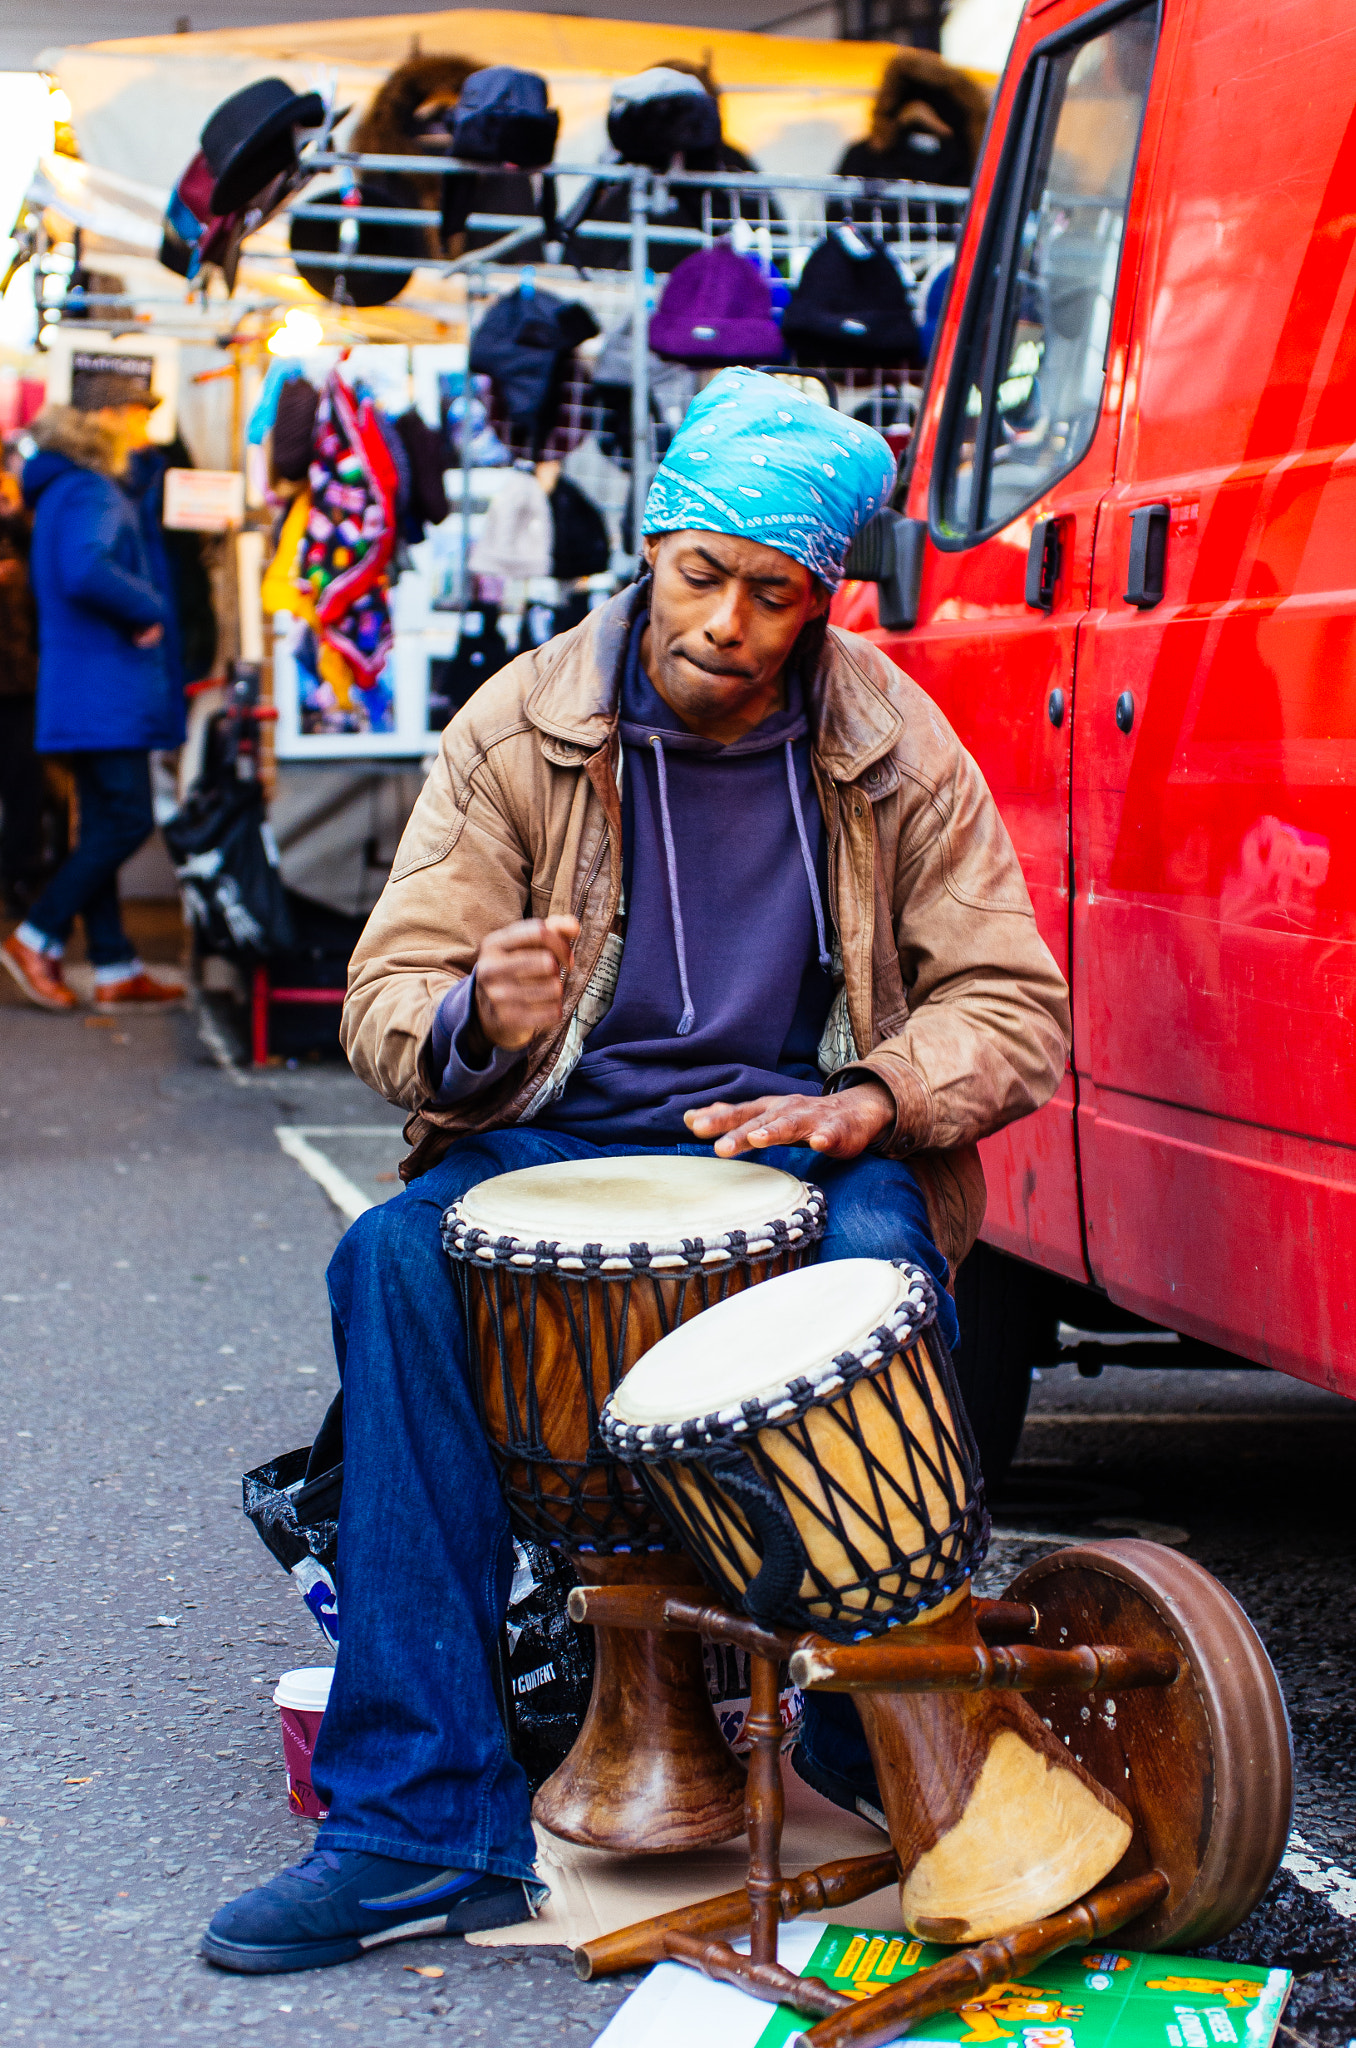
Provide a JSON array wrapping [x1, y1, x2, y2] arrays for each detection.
[[1, 367, 187, 1012]]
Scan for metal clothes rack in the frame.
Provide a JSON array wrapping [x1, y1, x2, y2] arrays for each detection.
[[26, 150, 967, 760], [279, 153, 970, 568]]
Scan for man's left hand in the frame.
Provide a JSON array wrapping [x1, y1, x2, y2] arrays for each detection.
[[684, 1078, 895, 1160]]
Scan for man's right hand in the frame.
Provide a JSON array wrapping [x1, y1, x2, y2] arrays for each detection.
[[133, 622, 164, 648], [467, 915, 581, 1057]]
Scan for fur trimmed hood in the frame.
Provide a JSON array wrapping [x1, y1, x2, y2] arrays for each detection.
[[352, 52, 483, 155], [868, 51, 990, 170], [26, 405, 122, 478]]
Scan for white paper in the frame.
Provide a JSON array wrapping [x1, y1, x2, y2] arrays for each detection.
[[593, 1923, 826, 2048]]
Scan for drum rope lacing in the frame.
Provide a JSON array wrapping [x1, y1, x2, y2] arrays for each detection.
[[442, 1186, 828, 1556], [602, 1261, 991, 1640], [442, 1184, 828, 1277]]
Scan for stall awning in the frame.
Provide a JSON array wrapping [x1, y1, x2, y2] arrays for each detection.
[[42, 8, 920, 192]]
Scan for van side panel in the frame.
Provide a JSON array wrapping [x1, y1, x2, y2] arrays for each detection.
[[1072, 0, 1356, 1390]]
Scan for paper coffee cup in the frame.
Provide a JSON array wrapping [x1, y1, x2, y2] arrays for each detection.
[[274, 1666, 334, 1820]]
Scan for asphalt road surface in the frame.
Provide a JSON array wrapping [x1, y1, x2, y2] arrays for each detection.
[[2, 992, 1354, 2046]]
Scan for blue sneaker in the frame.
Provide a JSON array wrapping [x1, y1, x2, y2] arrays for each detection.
[[200, 1848, 537, 1974]]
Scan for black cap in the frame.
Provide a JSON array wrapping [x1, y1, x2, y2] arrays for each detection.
[[201, 77, 324, 216]]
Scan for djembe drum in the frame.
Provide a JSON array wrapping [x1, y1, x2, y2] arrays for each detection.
[[442, 1154, 826, 1853], [602, 1256, 1136, 1939]]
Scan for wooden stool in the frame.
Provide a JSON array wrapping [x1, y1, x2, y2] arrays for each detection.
[[568, 1541, 1292, 2048]]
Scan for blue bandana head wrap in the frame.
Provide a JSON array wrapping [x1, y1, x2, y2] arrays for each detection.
[[641, 367, 897, 589]]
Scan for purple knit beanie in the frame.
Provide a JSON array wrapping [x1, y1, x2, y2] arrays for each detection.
[[649, 244, 786, 368]]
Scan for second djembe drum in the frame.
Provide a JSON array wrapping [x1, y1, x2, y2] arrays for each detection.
[[442, 1154, 825, 1851], [603, 1257, 1135, 1937]]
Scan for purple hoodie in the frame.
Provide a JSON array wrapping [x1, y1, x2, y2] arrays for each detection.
[[430, 607, 835, 1139]]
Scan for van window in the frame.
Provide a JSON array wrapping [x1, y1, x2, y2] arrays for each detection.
[[936, 3, 1157, 542]]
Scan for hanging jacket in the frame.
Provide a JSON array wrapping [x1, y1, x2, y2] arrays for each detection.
[[23, 408, 180, 753], [0, 509, 37, 699], [469, 286, 599, 451], [341, 579, 1073, 1273], [547, 474, 610, 581]]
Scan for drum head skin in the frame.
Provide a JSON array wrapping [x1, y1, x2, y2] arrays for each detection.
[[603, 1257, 984, 1640], [1006, 1539, 1294, 1948], [452, 1155, 818, 1261], [610, 1258, 915, 1426]]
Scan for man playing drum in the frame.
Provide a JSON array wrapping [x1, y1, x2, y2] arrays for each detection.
[[203, 369, 1070, 1973]]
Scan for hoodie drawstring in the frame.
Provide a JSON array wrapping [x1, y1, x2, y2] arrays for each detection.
[[648, 735, 696, 1037], [648, 731, 832, 1040], [785, 740, 832, 972]]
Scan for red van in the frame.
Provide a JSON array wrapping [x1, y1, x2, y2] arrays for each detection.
[[835, 0, 1356, 1460]]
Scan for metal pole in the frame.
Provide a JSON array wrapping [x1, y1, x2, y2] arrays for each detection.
[[629, 167, 651, 569], [459, 268, 481, 612]]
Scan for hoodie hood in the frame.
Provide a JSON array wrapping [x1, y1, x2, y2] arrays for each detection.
[[23, 447, 79, 509], [24, 407, 122, 500]]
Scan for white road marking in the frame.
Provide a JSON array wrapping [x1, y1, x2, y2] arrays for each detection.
[[1283, 1831, 1356, 1919], [271, 1126, 402, 1138], [989, 1519, 1190, 1547], [275, 1126, 387, 1224], [1024, 1412, 1356, 1425], [193, 990, 249, 1087]]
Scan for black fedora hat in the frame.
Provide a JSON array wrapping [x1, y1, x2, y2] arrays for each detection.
[[202, 77, 325, 216], [289, 178, 428, 308]]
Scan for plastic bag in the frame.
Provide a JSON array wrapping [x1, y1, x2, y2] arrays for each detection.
[[242, 1446, 340, 1649], [164, 777, 295, 959], [504, 1539, 595, 1792]]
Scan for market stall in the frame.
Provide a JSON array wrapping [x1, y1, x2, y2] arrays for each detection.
[[13, 20, 977, 1045]]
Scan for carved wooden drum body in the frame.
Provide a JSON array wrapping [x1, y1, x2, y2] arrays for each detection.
[[603, 1258, 1136, 1939], [442, 1155, 826, 1852]]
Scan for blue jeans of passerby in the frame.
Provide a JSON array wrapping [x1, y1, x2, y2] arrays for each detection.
[[313, 1127, 959, 1877], [27, 749, 153, 966]]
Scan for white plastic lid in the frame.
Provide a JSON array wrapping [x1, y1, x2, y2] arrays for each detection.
[[273, 1666, 335, 1712], [610, 1259, 911, 1425]]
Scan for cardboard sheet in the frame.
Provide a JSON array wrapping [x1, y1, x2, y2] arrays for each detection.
[[467, 1767, 903, 1951]]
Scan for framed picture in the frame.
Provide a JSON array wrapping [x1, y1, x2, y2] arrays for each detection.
[[272, 613, 440, 760]]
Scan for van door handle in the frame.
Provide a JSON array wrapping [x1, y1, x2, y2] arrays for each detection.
[[1025, 516, 1062, 610], [1124, 503, 1169, 608]]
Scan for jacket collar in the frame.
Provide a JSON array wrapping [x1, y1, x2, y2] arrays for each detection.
[[524, 580, 644, 757], [523, 578, 904, 786]]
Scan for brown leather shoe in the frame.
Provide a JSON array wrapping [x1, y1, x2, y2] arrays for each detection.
[[0, 931, 78, 1011], [93, 969, 186, 1011]]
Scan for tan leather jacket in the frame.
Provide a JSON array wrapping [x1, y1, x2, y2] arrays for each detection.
[[343, 582, 1070, 1270]]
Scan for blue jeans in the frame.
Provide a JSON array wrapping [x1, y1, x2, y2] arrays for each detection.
[[313, 1128, 958, 1877], [27, 749, 153, 966]]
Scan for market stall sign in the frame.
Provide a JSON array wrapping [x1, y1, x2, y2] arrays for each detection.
[[164, 467, 245, 532]]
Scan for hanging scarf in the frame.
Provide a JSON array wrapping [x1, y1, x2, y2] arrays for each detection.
[[298, 372, 398, 687]]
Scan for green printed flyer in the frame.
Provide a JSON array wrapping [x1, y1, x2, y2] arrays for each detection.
[[752, 1929, 1290, 2048]]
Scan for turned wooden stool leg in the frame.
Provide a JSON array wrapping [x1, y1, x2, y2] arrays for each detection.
[[745, 1650, 785, 1968], [532, 1554, 748, 1853]]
